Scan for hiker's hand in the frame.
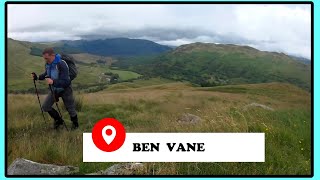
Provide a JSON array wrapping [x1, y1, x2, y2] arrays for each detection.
[[31, 72, 37, 80], [45, 78, 53, 85]]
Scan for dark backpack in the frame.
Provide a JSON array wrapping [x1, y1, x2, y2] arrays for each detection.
[[60, 54, 78, 81]]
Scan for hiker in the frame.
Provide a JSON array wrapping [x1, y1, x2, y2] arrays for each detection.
[[31, 48, 79, 130]]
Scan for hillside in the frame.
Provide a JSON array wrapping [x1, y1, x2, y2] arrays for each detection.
[[7, 79, 311, 175], [7, 38, 312, 93], [115, 42, 311, 90], [7, 38, 45, 91]]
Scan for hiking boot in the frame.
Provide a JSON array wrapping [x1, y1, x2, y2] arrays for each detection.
[[48, 109, 64, 129], [54, 118, 64, 129], [71, 115, 79, 130]]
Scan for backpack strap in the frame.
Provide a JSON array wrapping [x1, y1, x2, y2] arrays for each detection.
[[57, 60, 69, 72]]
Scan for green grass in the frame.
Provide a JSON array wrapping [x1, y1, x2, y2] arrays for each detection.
[[7, 82, 311, 175], [107, 77, 176, 90], [107, 69, 141, 81]]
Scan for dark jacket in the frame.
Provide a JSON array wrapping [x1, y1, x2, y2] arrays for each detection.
[[39, 54, 71, 89]]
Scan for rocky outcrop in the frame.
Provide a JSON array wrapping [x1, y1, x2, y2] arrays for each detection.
[[7, 158, 146, 175], [177, 113, 202, 124], [7, 158, 79, 175]]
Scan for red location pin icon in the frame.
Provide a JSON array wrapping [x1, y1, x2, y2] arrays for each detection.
[[102, 125, 116, 145], [92, 118, 126, 152]]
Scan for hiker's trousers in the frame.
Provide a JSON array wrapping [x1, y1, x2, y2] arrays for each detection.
[[42, 86, 77, 118]]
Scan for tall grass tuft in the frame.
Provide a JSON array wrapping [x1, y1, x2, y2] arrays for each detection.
[[75, 95, 84, 112]]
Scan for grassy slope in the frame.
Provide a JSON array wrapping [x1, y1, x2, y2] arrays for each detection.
[[7, 79, 311, 175], [7, 39, 45, 90], [7, 39, 141, 92]]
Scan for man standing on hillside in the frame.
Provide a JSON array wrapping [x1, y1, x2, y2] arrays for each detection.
[[31, 48, 79, 130]]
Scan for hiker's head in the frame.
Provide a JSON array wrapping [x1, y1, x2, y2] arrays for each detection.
[[42, 48, 56, 63]]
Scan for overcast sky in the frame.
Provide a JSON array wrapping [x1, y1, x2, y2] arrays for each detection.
[[8, 4, 311, 58]]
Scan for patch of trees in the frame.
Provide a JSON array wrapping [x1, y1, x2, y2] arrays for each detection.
[[104, 72, 119, 84]]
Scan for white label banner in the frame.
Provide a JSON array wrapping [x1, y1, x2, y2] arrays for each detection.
[[83, 133, 265, 162]]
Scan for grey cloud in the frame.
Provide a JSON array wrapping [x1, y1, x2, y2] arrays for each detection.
[[7, 4, 311, 58], [79, 27, 259, 45]]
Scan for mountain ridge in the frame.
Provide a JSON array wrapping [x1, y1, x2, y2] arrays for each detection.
[[115, 42, 311, 90]]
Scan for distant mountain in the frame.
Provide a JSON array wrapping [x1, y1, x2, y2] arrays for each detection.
[[28, 38, 172, 57], [61, 38, 172, 56], [115, 42, 311, 90], [290, 55, 311, 65]]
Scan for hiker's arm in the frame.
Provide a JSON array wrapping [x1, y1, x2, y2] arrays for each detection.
[[53, 62, 71, 88], [38, 71, 47, 80]]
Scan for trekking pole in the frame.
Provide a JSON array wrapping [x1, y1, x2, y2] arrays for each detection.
[[32, 73, 46, 124], [47, 80, 69, 131]]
